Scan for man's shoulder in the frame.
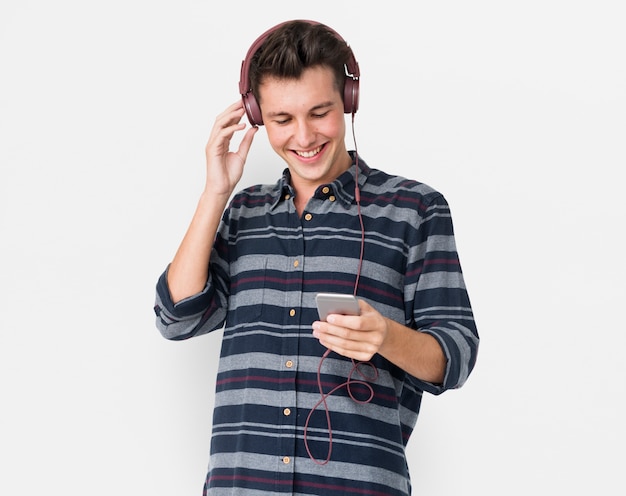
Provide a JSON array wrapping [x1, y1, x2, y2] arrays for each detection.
[[230, 179, 283, 205], [366, 167, 446, 206]]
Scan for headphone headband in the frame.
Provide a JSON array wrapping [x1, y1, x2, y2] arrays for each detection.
[[239, 20, 360, 126]]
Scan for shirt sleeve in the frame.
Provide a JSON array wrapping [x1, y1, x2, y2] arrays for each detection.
[[153, 208, 231, 341], [405, 192, 479, 395], [153, 265, 228, 341]]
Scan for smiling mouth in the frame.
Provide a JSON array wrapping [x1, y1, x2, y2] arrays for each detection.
[[295, 145, 323, 158]]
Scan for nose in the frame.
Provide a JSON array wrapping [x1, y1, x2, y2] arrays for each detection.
[[294, 119, 316, 148]]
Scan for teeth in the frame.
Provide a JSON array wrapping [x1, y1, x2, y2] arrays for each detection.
[[296, 146, 322, 158]]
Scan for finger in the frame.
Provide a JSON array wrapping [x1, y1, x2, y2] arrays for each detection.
[[236, 126, 259, 159], [317, 331, 375, 362], [326, 313, 364, 331], [314, 321, 361, 346], [217, 100, 245, 118], [210, 103, 247, 137]]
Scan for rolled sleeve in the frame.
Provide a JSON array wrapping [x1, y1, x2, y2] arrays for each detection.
[[154, 266, 227, 341], [419, 323, 479, 395]]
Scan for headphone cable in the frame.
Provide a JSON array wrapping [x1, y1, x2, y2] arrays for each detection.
[[303, 112, 377, 465]]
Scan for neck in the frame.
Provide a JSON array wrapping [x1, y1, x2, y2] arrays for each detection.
[[290, 152, 353, 216], [294, 187, 315, 216]]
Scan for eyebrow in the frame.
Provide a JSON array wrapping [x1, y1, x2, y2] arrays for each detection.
[[265, 101, 335, 118]]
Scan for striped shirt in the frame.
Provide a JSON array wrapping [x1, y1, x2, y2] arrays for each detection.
[[154, 154, 479, 495]]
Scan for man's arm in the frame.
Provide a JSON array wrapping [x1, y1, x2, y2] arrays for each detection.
[[312, 300, 446, 384], [166, 101, 258, 303]]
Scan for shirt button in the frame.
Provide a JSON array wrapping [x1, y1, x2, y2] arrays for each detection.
[[282, 456, 291, 464], [289, 309, 296, 317], [284, 193, 291, 200], [285, 360, 294, 368], [293, 260, 299, 268], [329, 195, 336, 202], [322, 186, 330, 194], [304, 213, 313, 221], [283, 408, 291, 416]]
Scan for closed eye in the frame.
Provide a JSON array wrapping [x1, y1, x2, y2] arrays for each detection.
[[273, 117, 292, 125]]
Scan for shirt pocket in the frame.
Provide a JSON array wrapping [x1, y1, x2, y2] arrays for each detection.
[[228, 255, 267, 322]]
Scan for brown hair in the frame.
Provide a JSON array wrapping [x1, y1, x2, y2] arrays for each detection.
[[249, 21, 353, 104]]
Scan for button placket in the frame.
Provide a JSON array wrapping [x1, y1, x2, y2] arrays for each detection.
[[277, 200, 303, 477]]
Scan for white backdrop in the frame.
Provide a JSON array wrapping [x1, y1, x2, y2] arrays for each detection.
[[1, 1, 624, 494]]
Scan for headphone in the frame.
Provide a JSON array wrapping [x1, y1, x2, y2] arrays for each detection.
[[238, 20, 360, 126]]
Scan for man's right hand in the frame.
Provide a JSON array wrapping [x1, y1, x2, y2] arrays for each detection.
[[204, 100, 259, 198]]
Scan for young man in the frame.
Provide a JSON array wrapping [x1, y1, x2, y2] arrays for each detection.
[[154, 20, 479, 496]]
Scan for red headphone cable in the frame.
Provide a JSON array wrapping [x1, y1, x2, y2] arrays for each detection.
[[303, 112, 378, 465]]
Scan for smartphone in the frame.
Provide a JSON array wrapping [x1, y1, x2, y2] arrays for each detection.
[[315, 293, 361, 321]]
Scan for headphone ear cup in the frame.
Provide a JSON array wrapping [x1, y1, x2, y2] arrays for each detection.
[[243, 93, 263, 126], [343, 76, 359, 115]]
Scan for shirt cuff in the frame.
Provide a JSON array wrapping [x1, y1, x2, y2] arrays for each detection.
[[156, 266, 215, 318]]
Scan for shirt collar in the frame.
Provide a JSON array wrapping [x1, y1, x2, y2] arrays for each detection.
[[270, 171, 295, 210], [332, 151, 370, 206], [270, 152, 370, 210]]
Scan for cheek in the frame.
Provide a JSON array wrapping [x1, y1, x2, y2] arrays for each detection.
[[325, 117, 345, 139], [265, 127, 286, 152]]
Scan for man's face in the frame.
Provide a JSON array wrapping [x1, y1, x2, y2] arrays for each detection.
[[258, 65, 351, 194]]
